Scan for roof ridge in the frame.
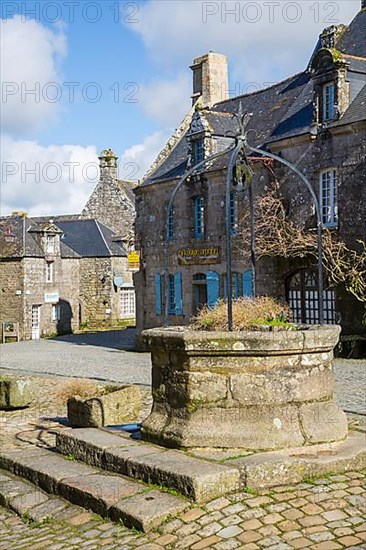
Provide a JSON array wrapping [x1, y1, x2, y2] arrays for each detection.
[[95, 219, 112, 256], [212, 70, 307, 107]]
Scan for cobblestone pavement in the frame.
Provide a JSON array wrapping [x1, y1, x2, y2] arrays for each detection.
[[1, 329, 365, 414], [0, 331, 365, 548], [1, 470, 366, 549]]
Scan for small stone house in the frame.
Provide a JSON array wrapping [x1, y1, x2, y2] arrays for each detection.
[[134, 3, 366, 350], [0, 151, 137, 341]]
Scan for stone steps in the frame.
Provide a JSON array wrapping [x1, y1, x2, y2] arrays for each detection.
[[55, 427, 241, 503], [0, 468, 91, 524], [0, 446, 189, 532]]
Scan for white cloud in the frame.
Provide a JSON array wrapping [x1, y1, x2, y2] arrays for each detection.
[[1, 136, 98, 216], [119, 130, 172, 182], [0, 16, 67, 136], [139, 73, 191, 126], [132, 0, 360, 87]]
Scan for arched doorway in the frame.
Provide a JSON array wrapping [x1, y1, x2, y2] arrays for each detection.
[[287, 269, 336, 324]]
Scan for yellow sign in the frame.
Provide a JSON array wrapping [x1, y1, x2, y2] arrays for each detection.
[[178, 247, 220, 265], [128, 251, 140, 271]]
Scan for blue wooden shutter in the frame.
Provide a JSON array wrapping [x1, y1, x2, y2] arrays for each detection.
[[155, 274, 162, 315], [242, 270, 254, 297], [207, 271, 219, 307], [174, 273, 183, 315]]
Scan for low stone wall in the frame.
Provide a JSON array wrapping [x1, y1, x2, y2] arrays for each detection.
[[141, 326, 348, 450]]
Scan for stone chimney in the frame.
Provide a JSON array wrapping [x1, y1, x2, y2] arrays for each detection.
[[190, 52, 229, 108], [99, 149, 118, 181]]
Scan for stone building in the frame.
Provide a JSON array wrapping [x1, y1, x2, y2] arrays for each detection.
[[134, 3, 366, 349], [82, 149, 136, 239], [0, 152, 137, 341]]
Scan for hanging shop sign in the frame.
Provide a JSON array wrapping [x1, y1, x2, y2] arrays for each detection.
[[178, 247, 220, 265], [128, 251, 140, 271]]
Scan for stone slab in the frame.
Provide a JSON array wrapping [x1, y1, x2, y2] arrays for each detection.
[[58, 473, 145, 516], [0, 447, 100, 493], [0, 377, 33, 409], [227, 431, 366, 491], [110, 490, 189, 532], [9, 490, 50, 516], [124, 450, 241, 503], [55, 428, 241, 502]]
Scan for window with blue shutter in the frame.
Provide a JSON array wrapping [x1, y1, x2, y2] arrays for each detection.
[[174, 273, 183, 315], [207, 271, 219, 307], [155, 274, 162, 315], [229, 192, 238, 235], [242, 270, 254, 297], [168, 206, 174, 241], [194, 197, 205, 238]]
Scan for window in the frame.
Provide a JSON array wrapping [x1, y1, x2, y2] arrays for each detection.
[[46, 235, 55, 254], [168, 206, 174, 241], [323, 82, 335, 121], [51, 304, 60, 322], [120, 288, 136, 318], [229, 192, 238, 235], [155, 273, 183, 316], [194, 196, 205, 238], [320, 170, 338, 227], [46, 261, 54, 283], [168, 273, 183, 316], [192, 139, 204, 165], [287, 269, 336, 324]]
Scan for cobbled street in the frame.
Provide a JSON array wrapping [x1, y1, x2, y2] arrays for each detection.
[[0, 329, 365, 549]]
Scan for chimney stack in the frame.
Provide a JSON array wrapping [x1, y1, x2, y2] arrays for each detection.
[[99, 149, 118, 181], [190, 52, 229, 108]]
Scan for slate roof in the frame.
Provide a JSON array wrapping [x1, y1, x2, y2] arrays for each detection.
[[143, 8, 366, 185], [336, 10, 366, 58], [0, 216, 127, 259], [52, 219, 127, 258]]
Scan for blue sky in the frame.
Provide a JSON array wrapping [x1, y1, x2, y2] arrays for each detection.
[[0, 0, 361, 215]]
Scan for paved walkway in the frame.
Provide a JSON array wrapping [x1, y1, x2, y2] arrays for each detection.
[[0, 329, 365, 414], [0, 330, 151, 387]]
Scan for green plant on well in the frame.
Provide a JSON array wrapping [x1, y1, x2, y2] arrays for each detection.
[[190, 296, 294, 331]]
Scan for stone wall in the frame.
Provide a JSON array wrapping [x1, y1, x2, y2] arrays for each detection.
[[82, 176, 135, 237], [23, 257, 80, 339], [0, 259, 24, 340], [79, 257, 132, 324]]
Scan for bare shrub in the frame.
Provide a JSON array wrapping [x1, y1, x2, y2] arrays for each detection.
[[55, 379, 98, 405], [190, 296, 291, 331]]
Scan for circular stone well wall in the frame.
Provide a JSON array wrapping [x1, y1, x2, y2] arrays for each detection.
[[141, 326, 348, 450]]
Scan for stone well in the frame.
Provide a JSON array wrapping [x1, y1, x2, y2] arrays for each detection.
[[141, 326, 348, 450]]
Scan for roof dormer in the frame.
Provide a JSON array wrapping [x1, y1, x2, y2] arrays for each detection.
[[310, 28, 350, 125]]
